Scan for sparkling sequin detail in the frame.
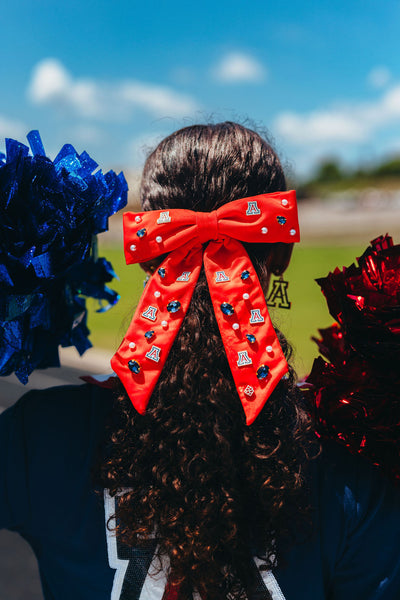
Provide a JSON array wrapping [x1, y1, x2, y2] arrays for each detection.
[[158, 268, 166, 278], [128, 359, 141, 374], [167, 300, 181, 313], [256, 364, 270, 379], [137, 228, 147, 238], [144, 330, 155, 339], [241, 270, 250, 280], [246, 334, 256, 343], [277, 216, 286, 225], [220, 302, 234, 315]]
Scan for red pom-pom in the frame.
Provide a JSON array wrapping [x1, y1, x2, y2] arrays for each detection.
[[305, 235, 400, 482]]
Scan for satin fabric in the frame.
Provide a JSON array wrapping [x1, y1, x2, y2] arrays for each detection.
[[111, 191, 299, 424]]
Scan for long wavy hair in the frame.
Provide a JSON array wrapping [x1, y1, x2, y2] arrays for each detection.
[[98, 122, 318, 599]]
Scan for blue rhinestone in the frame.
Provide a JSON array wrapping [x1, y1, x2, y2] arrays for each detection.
[[220, 302, 234, 316], [158, 267, 166, 278], [256, 364, 270, 379], [241, 270, 250, 280], [137, 228, 147, 238], [144, 330, 155, 339], [128, 359, 141, 374], [277, 216, 286, 225], [167, 300, 181, 313], [246, 334, 256, 344]]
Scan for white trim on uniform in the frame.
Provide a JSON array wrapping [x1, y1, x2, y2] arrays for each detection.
[[254, 557, 286, 600], [104, 490, 286, 600], [139, 553, 169, 600], [104, 491, 129, 600]]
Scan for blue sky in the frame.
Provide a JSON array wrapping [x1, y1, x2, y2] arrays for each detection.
[[1, 0, 400, 177]]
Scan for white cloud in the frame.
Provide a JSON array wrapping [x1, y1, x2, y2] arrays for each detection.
[[29, 59, 70, 103], [0, 115, 27, 142], [275, 84, 400, 147], [212, 52, 266, 83], [275, 110, 367, 145], [119, 82, 197, 118], [28, 58, 199, 120], [367, 66, 391, 89]]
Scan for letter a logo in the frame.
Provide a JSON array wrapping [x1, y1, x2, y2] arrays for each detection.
[[176, 271, 191, 281], [157, 211, 171, 224], [249, 309, 264, 324], [215, 270, 230, 283], [142, 306, 158, 321], [237, 351, 253, 367], [246, 201, 261, 216], [267, 280, 291, 309], [145, 345, 161, 362]]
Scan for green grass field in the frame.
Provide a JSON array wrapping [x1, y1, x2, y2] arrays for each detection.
[[87, 244, 363, 377]]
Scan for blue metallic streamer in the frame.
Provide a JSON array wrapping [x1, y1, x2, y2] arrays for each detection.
[[0, 130, 128, 383]]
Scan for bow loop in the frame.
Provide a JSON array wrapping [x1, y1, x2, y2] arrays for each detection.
[[196, 210, 219, 244]]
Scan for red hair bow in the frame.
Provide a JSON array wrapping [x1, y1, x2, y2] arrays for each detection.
[[111, 191, 299, 425]]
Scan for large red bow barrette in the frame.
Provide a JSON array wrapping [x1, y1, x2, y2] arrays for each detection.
[[111, 191, 299, 425]]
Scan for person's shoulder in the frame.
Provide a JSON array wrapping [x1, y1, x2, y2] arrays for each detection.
[[316, 440, 386, 485], [314, 440, 400, 527], [12, 382, 115, 445], [16, 380, 113, 413]]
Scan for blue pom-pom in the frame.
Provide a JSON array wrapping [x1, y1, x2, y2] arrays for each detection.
[[0, 130, 128, 383]]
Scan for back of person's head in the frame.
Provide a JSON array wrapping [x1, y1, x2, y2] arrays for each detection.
[[140, 122, 292, 286], [100, 122, 317, 600], [141, 121, 285, 211]]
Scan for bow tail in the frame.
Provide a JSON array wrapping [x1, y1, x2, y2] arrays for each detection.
[[203, 239, 289, 425], [111, 245, 203, 414]]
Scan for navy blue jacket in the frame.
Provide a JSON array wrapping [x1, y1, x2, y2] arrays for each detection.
[[1, 383, 400, 599]]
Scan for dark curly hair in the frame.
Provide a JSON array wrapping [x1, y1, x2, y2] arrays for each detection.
[[98, 122, 319, 599]]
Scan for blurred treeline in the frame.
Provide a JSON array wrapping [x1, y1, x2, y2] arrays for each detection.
[[296, 155, 400, 199]]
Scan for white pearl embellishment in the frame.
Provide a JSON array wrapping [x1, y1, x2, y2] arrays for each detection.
[[135, 216, 142, 223], [161, 320, 168, 328], [154, 291, 161, 298], [242, 293, 250, 300], [130, 244, 136, 251], [266, 345, 273, 353], [129, 342, 136, 349], [281, 199, 288, 206], [232, 323, 240, 330], [290, 229, 296, 236], [156, 236, 163, 243], [261, 227, 268, 234]]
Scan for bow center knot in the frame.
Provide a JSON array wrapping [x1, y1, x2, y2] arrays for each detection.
[[196, 211, 219, 244]]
